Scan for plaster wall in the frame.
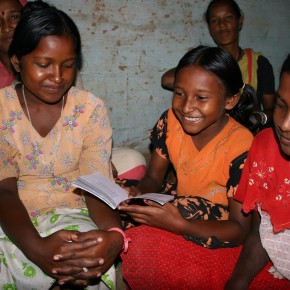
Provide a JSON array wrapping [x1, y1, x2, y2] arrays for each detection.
[[49, 0, 290, 153]]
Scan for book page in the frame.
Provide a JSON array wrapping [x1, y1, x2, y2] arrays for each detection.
[[72, 172, 174, 209], [77, 172, 128, 208], [129, 193, 173, 205]]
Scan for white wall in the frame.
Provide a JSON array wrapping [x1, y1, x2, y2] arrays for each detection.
[[49, 0, 290, 154]]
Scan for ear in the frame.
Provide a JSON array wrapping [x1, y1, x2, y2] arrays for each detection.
[[10, 55, 22, 72], [225, 94, 240, 110], [238, 15, 244, 31]]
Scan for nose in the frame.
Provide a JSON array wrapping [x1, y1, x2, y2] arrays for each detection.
[[182, 95, 196, 114], [50, 66, 63, 83], [216, 18, 226, 28], [278, 110, 290, 132]]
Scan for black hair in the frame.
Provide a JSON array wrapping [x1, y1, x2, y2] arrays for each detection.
[[280, 54, 290, 79], [205, 0, 243, 25], [174, 46, 261, 134], [9, 0, 82, 68]]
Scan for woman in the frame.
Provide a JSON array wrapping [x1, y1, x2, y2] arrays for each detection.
[[0, 2, 127, 289], [0, 0, 26, 88]]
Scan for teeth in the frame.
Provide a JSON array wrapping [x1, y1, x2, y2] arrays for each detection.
[[185, 116, 201, 122]]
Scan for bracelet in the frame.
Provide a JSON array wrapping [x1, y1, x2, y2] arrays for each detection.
[[108, 227, 131, 253]]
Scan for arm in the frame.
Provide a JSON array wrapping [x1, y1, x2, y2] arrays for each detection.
[[0, 178, 42, 258], [129, 110, 171, 196], [121, 151, 252, 245], [135, 150, 171, 194], [225, 210, 269, 290], [81, 194, 124, 270], [53, 96, 123, 282], [0, 178, 92, 285], [161, 68, 176, 91]]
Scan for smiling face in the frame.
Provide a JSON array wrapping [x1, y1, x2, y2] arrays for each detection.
[[0, 0, 22, 55], [207, 1, 242, 48], [274, 72, 290, 156], [172, 65, 234, 147], [11, 35, 77, 104]]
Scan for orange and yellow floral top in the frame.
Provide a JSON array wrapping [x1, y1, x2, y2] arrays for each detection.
[[0, 86, 112, 218]]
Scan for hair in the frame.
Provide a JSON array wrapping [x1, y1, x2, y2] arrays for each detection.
[[9, 0, 82, 68], [205, 0, 243, 25], [174, 46, 261, 134], [280, 54, 290, 79]]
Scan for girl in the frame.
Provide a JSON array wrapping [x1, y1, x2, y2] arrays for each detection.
[[119, 46, 282, 289], [226, 55, 290, 289], [0, 2, 127, 289], [0, 0, 26, 88], [161, 0, 275, 126]]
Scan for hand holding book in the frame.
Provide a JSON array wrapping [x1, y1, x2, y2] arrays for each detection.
[[72, 172, 174, 210]]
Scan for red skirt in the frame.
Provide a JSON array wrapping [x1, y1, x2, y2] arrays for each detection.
[[121, 225, 290, 290]]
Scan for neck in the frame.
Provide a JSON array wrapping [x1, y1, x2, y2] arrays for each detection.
[[219, 43, 242, 62]]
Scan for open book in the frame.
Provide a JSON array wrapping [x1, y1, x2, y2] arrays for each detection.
[[71, 172, 174, 209]]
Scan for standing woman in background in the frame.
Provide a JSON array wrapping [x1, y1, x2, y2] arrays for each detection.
[[162, 0, 275, 126]]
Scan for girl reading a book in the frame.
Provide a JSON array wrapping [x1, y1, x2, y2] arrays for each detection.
[[0, 2, 127, 289], [119, 46, 288, 289]]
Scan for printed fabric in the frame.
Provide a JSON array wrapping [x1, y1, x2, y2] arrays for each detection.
[[235, 128, 290, 232], [0, 208, 115, 289], [0, 86, 112, 217], [0, 86, 115, 288], [150, 109, 253, 205], [148, 109, 253, 248], [0, 61, 14, 89]]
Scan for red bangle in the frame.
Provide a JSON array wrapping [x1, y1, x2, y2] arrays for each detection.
[[108, 227, 131, 253]]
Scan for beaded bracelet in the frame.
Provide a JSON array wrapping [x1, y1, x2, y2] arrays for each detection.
[[108, 227, 131, 253]]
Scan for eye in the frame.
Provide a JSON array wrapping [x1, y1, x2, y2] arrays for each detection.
[[62, 62, 76, 69], [209, 18, 218, 25], [10, 13, 21, 22], [36, 63, 50, 69], [196, 95, 208, 101], [226, 15, 234, 21], [275, 97, 285, 109], [174, 90, 185, 97]]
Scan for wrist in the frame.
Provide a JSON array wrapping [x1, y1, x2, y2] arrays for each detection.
[[22, 235, 43, 262], [107, 227, 131, 253], [225, 275, 249, 290]]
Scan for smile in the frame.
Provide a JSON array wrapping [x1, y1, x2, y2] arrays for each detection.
[[45, 86, 63, 92], [280, 134, 290, 145], [184, 116, 202, 122]]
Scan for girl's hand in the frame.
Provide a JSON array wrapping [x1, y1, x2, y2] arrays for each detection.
[[118, 200, 184, 233], [52, 229, 123, 283], [30, 230, 98, 286], [127, 186, 142, 198]]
